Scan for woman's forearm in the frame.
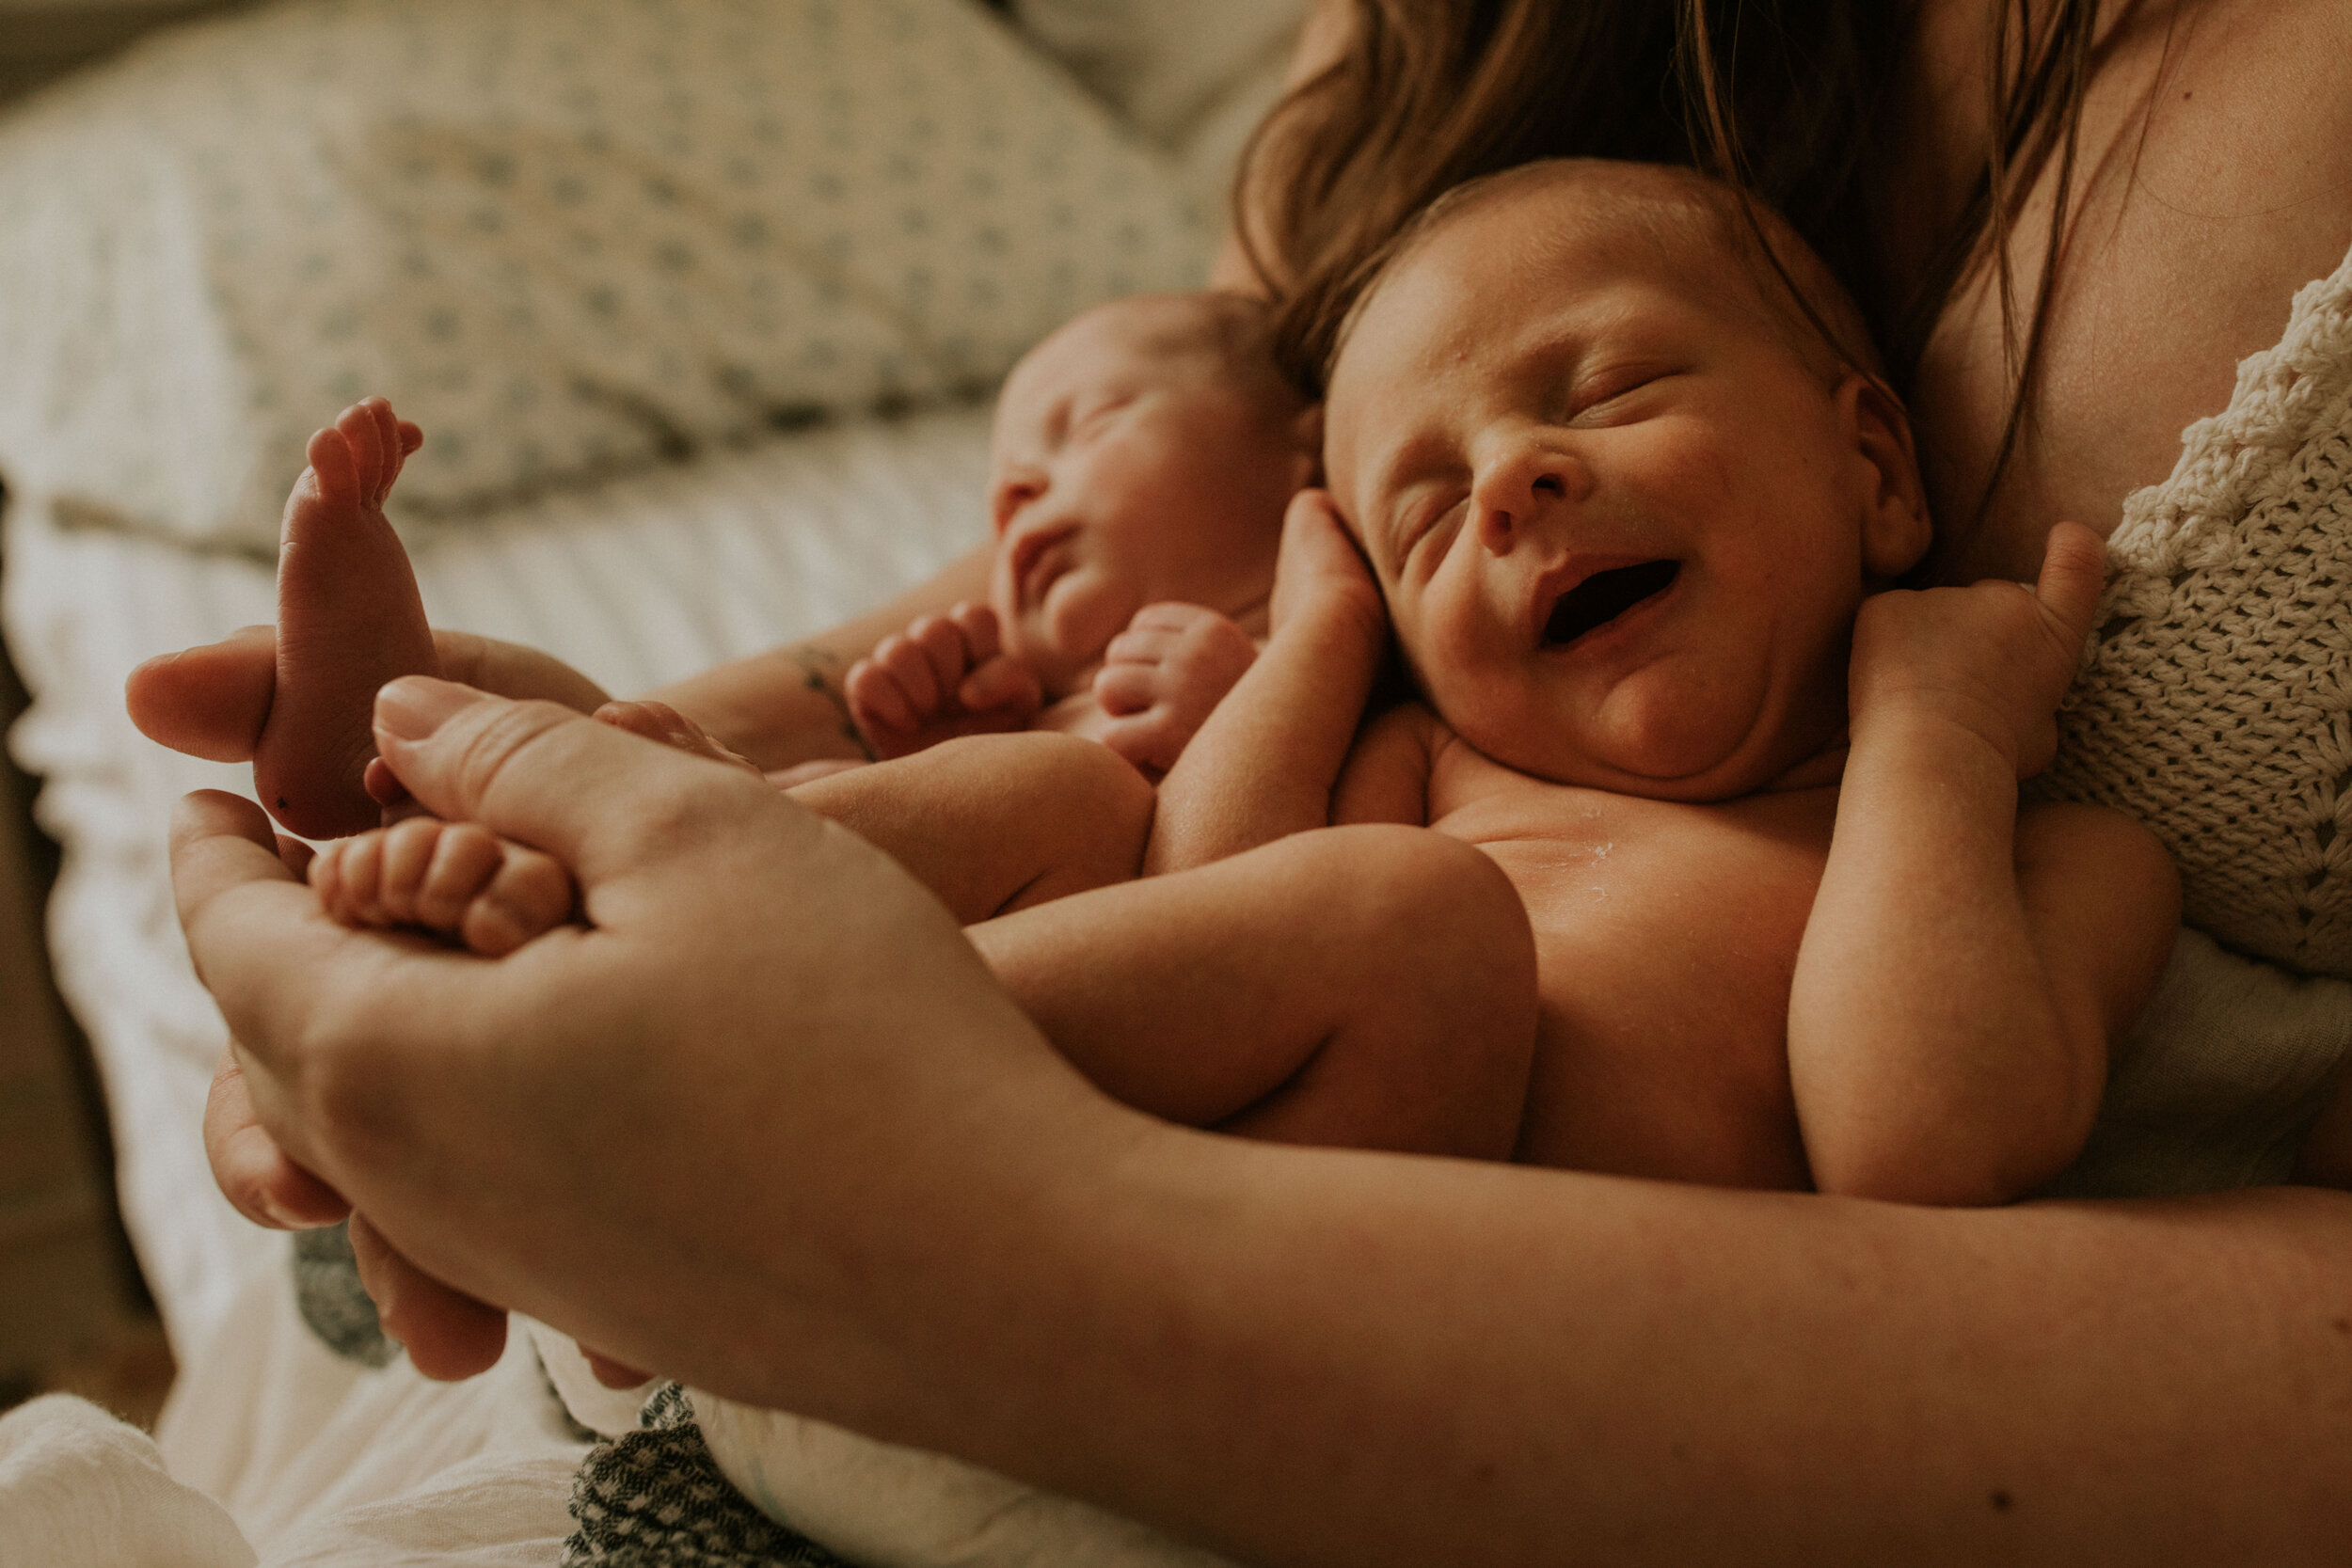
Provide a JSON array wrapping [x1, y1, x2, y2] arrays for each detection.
[[742, 1119, 2352, 1568], [646, 541, 994, 770]]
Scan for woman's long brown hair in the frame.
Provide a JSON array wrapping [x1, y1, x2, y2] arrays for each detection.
[[1241, 0, 2104, 522]]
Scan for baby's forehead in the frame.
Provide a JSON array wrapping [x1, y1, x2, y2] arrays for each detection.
[[998, 305, 1231, 416]]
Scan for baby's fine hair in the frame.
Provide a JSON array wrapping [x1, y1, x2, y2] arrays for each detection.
[[1096, 290, 1304, 411], [1324, 158, 1886, 398]]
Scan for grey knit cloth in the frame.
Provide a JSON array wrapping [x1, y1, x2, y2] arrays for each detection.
[[564, 1384, 856, 1567]]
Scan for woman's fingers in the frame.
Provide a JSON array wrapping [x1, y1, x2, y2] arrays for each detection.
[[128, 626, 611, 770], [203, 1042, 350, 1229], [347, 1212, 509, 1381], [125, 625, 278, 762], [369, 677, 796, 888]]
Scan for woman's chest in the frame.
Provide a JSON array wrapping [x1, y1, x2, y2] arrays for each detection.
[[1891, 0, 2352, 580]]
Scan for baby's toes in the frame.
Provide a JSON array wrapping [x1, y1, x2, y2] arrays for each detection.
[[303, 424, 363, 511], [371, 814, 450, 927], [335, 401, 388, 497], [310, 831, 387, 927], [411, 821, 506, 933], [459, 844, 576, 958]]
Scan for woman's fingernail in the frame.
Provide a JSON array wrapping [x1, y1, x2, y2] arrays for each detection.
[[376, 676, 483, 741]]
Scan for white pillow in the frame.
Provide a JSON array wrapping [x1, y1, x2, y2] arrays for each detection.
[[0, 0, 1211, 549], [1009, 0, 1308, 148]]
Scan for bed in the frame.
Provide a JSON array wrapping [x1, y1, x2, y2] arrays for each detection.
[[0, 0, 1300, 1560], [8, 2, 2352, 1563]]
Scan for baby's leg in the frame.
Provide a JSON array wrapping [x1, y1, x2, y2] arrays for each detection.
[[787, 731, 1153, 924], [254, 398, 439, 840], [971, 825, 1538, 1159], [310, 816, 572, 958]]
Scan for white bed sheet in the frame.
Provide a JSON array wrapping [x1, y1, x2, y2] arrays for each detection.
[[3, 405, 992, 1359]]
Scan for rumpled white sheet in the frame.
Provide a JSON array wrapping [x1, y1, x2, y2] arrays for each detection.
[[0, 1260, 587, 1568], [0, 1395, 253, 1568]]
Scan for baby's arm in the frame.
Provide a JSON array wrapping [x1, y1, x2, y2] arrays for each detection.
[[843, 601, 1043, 761], [1147, 491, 1391, 873], [1788, 523, 2180, 1206]]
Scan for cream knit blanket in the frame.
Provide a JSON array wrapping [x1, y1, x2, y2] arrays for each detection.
[[2039, 236, 2352, 977]]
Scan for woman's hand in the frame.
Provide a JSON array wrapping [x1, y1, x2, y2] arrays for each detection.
[[128, 626, 614, 767], [171, 676, 1091, 1401]]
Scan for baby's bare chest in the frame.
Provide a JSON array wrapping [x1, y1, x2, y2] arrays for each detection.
[[1429, 761, 1839, 1180]]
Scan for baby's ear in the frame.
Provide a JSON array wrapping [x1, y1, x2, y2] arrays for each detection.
[[1840, 372, 1931, 579]]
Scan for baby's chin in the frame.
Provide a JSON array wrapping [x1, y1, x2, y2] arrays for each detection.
[[1454, 709, 1820, 804]]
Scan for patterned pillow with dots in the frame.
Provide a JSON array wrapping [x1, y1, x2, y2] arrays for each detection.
[[0, 0, 1211, 550]]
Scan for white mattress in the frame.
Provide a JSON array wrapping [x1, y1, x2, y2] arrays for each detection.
[[3, 406, 992, 1358]]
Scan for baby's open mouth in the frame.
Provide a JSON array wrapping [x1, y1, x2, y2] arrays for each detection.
[[1543, 561, 1680, 646]]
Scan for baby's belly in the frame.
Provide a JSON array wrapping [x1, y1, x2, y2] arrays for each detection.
[[1476, 833, 1825, 1188]]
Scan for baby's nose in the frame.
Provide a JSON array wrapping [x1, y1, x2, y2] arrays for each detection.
[[990, 467, 1049, 533], [1470, 438, 1589, 552]]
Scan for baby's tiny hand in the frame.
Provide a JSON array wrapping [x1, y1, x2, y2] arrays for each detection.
[[1271, 489, 1386, 643], [310, 815, 575, 958], [846, 601, 1043, 760], [594, 700, 765, 778], [1093, 603, 1259, 777], [1849, 520, 2105, 778]]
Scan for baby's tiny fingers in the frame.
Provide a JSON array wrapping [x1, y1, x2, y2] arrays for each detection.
[[2034, 521, 2106, 646], [946, 600, 1004, 664], [846, 657, 917, 736], [1092, 661, 1162, 718], [957, 654, 1041, 717], [1123, 602, 1208, 635], [878, 630, 946, 714], [1104, 625, 1175, 666], [909, 614, 977, 703]]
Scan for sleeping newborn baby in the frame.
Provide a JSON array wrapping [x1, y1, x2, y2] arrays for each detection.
[[186, 289, 1312, 854], [844, 290, 1318, 777]]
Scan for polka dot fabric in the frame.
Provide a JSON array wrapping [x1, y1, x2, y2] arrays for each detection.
[[0, 0, 1210, 549]]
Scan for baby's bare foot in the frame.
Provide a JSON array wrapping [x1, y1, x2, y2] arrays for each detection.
[[310, 816, 574, 958], [253, 398, 437, 839]]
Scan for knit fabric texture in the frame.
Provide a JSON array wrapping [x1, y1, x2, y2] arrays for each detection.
[[2038, 240, 2352, 976]]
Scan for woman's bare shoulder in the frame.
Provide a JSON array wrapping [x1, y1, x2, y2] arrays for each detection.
[[1908, 0, 2352, 580]]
